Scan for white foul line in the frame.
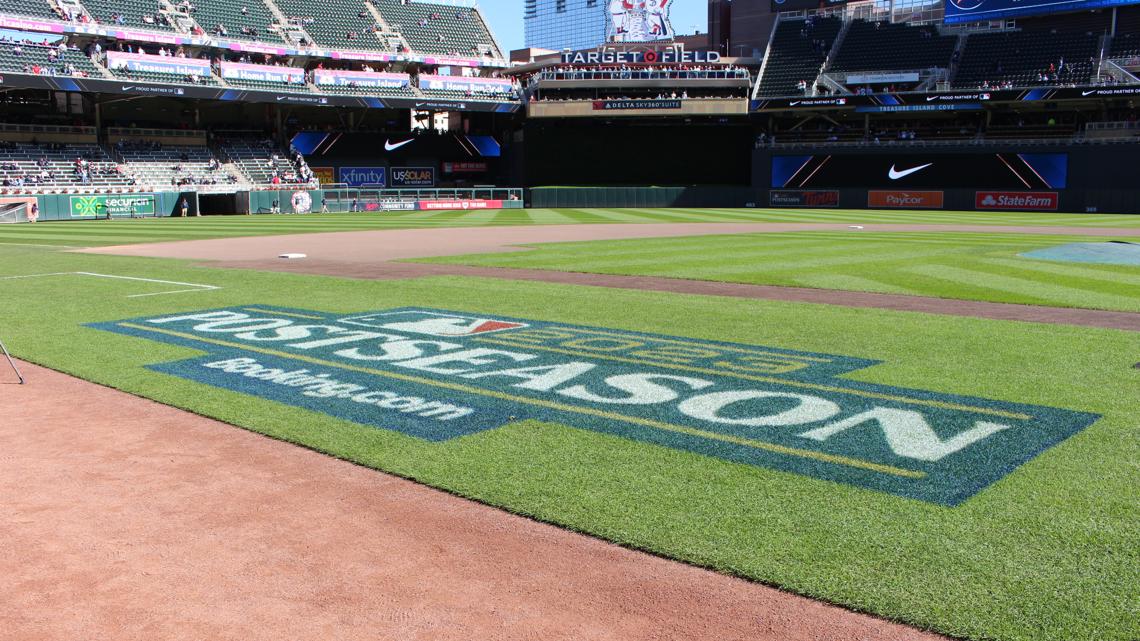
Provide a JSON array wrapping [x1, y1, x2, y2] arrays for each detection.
[[0, 271, 220, 297], [0, 242, 80, 248]]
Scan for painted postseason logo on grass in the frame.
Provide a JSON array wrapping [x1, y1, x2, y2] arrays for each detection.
[[89, 307, 1100, 505]]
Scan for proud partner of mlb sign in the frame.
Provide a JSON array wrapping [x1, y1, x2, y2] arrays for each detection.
[[91, 307, 1098, 505]]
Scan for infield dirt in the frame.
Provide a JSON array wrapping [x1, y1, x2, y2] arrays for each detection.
[[2, 361, 947, 641]]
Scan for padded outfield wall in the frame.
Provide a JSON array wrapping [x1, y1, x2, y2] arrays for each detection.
[[4, 192, 188, 221], [753, 145, 1140, 214]]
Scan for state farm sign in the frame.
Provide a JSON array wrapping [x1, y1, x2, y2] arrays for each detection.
[[975, 192, 1058, 211]]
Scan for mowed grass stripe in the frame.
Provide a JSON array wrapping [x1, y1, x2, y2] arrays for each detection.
[[981, 257, 1140, 286], [422, 229, 1140, 312], [906, 264, 1140, 310], [791, 273, 922, 295]]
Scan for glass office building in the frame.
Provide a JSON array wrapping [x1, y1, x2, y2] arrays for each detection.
[[524, 0, 608, 51]]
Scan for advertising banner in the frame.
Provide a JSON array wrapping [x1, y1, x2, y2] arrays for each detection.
[[868, 191, 944, 209], [338, 166, 387, 187], [417, 199, 503, 210], [310, 166, 336, 185], [944, 0, 1139, 24], [846, 72, 920, 84], [769, 190, 840, 208], [975, 191, 1059, 211], [442, 162, 488, 173], [391, 167, 436, 188], [69, 194, 156, 217], [105, 51, 211, 77], [770, 0, 851, 11], [418, 74, 514, 94], [772, 153, 1067, 189], [313, 70, 410, 89], [220, 61, 305, 83], [593, 100, 682, 110]]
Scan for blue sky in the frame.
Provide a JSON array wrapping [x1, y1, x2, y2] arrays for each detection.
[[479, 0, 709, 53]]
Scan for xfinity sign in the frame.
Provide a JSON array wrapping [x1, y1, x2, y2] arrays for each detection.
[[338, 167, 387, 187], [91, 306, 1099, 505]]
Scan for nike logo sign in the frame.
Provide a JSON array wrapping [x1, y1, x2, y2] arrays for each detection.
[[789, 101, 800, 106], [121, 86, 134, 91], [888, 163, 933, 180], [926, 95, 939, 101], [1082, 90, 1097, 96], [384, 138, 414, 152]]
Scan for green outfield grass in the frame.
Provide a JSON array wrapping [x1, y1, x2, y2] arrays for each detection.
[[0, 234, 1136, 641], [420, 230, 1140, 312], [2, 211, 1138, 640], [1, 207, 1140, 248]]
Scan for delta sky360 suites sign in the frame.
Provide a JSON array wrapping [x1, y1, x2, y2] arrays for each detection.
[[92, 307, 1098, 506]]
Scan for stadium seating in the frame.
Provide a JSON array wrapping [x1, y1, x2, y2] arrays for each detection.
[[0, 0, 58, 20], [830, 20, 957, 72], [954, 29, 1099, 88], [192, 0, 286, 44], [272, 0, 383, 49], [79, 0, 177, 31], [114, 143, 238, 187], [221, 75, 307, 91], [372, 0, 499, 57], [755, 16, 842, 97], [313, 82, 415, 97], [0, 42, 103, 77], [216, 137, 308, 184], [0, 141, 135, 190], [1109, 8, 1140, 59]]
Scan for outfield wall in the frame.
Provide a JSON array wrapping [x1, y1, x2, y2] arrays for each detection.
[[13, 192, 186, 221], [753, 144, 1140, 214], [247, 190, 524, 214]]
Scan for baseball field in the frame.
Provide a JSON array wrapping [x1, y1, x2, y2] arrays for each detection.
[[1, 209, 1137, 641]]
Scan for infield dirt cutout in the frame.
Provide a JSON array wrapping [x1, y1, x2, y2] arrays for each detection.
[[3, 361, 948, 641], [82, 222, 1140, 330]]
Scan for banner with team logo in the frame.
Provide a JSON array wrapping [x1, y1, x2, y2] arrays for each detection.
[[606, 0, 674, 42], [417, 199, 503, 210]]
